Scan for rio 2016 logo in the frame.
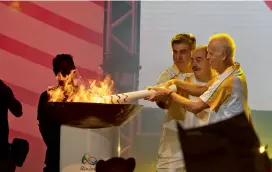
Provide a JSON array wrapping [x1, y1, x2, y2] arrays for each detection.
[[81, 153, 98, 165]]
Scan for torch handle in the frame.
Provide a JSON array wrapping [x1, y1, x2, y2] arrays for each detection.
[[104, 85, 177, 104]]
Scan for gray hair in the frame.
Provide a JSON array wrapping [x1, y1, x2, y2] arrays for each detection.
[[209, 33, 236, 59]]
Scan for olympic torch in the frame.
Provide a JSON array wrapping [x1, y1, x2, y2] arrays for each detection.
[[103, 85, 177, 104]]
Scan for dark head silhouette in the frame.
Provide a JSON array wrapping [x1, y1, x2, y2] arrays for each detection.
[[96, 157, 136, 172], [52, 54, 76, 77]]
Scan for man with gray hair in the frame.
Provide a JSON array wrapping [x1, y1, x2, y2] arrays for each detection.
[[150, 33, 252, 125]]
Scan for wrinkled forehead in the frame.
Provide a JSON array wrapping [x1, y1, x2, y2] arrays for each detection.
[[192, 48, 207, 59], [208, 39, 223, 51]]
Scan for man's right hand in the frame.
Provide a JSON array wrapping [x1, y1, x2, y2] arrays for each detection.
[[144, 86, 168, 102], [144, 94, 170, 109]]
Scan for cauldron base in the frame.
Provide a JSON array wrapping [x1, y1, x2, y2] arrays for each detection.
[[46, 102, 143, 128]]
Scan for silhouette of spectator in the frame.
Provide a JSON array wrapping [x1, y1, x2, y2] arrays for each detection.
[[37, 54, 75, 172], [0, 80, 23, 171], [96, 157, 136, 172]]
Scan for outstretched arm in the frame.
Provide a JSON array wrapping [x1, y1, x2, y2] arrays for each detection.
[[173, 77, 215, 97], [170, 92, 209, 114], [174, 80, 208, 97], [151, 76, 230, 116], [149, 87, 209, 116]]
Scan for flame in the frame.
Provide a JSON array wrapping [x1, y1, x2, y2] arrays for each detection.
[[47, 70, 114, 104]]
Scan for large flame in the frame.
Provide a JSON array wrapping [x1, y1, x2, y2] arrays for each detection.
[[47, 70, 114, 103]]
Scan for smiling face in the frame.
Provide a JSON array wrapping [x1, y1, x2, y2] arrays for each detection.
[[206, 40, 227, 73], [191, 47, 211, 79]]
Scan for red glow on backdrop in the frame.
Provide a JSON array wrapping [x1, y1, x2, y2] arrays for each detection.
[[265, 0, 272, 10], [0, 1, 104, 171]]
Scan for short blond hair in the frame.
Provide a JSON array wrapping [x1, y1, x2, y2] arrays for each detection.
[[209, 33, 236, 59]]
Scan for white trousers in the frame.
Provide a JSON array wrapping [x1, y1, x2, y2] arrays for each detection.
[[156, 127, 186, 172]]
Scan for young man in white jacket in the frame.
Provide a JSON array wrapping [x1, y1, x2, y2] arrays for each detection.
[[151, 33, 196, 172]]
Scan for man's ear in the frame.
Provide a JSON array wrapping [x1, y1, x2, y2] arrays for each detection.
[[95, 160, 105, 171], [221, 51, 228, 61], [126, 158, 136, 171]]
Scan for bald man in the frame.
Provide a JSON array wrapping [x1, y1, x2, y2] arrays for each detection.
[[151, 33, 251, 125]]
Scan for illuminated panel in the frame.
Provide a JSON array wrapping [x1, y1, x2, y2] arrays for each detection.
[[0, 2, 104, 171]]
